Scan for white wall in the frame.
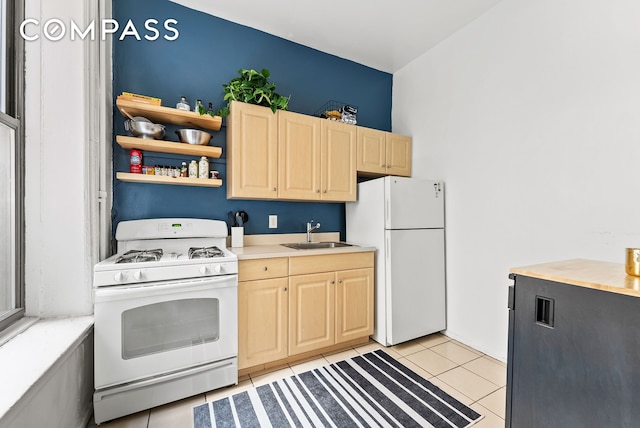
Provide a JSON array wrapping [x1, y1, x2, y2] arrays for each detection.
[[393, 0, 640, 360], [24, 0, 97, 316]]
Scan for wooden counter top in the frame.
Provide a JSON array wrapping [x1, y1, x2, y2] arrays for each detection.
[[510, 258, 640, 298]]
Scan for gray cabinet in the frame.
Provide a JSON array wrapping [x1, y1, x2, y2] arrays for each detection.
[[506, 274, 640, 428]]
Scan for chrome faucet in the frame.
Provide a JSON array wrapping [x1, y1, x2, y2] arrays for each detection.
[[306, 220, 321, 242]]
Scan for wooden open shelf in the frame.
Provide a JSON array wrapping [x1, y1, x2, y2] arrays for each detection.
[[116, 99, 222, 131], [116, 135, 222, 158], [116, 172, 222, 188]]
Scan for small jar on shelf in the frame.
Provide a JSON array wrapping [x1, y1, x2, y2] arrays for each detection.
[[176, 96, 190, 111]]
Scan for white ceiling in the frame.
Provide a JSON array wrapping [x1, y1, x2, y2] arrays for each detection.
[[168, 0, 503, 73]]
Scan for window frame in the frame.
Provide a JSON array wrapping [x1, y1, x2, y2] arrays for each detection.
[[0, 0, 25, 333]]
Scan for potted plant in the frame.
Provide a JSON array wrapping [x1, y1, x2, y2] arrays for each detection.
[[215, 68, 290, 117]]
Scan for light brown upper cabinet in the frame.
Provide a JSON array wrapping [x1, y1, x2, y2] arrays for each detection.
[[357, 127, 412, 177], [277, 110, 321, 200], [227, 101, 279, 199], [278, 110, 356, 202], [321, 120, 357, 201], [227, 101, 404, 200], [227, 102, 356, 201]]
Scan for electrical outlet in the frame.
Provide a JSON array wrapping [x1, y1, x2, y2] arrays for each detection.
[[269, 215, 278, 229]]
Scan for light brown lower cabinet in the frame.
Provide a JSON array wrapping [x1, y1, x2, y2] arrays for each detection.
[[288, 272, 335, 355], [238, 277, 288, 369], [288, 267, 374, 356], [238, 253, 374, 372], [335, 268, 375, 344]]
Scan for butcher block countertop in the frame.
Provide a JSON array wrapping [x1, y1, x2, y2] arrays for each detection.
[[510, 259, 640, 297], [228, 232, 376, 260]]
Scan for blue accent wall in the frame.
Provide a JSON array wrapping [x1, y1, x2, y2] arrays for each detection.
[[112, 0, 392, 238]]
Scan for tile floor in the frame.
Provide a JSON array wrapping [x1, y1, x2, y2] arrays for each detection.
[[88, 333, 506, 427]]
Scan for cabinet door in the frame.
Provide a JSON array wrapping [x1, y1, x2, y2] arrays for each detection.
[[356, 127, 387, 175], [289, 272, 335, 355], [278, 110, 321, 200], [238, 278, 288, 369], [227, 101, 278, 199], [335, 268, 374, 344], [386, 133, 412, 177], [321, 120, 356, 201]]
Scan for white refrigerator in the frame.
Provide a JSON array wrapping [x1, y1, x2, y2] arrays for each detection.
[[346, 176, 445, 346]]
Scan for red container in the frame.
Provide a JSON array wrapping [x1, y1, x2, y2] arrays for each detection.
[[130, 149, 142, 174]]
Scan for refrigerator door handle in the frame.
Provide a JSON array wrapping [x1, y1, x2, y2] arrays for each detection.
[[386, 198, 390, 228]]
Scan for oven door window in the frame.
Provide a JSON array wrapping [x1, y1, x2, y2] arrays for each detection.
[[122, 298, 220, 359]]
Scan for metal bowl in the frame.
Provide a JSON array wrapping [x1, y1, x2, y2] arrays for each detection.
[[125, 119, 165, 139], [176, 129, 212, 145]]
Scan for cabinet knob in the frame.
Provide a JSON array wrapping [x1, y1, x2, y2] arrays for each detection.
[[338, 279, 343, 283], [273, 187, 277, 191], [323, 190, 327, 193], [263, 266, 268, 271], [331, 280, 335, 284], [316, 189, 320, 193], [283, 287, 288, 291]]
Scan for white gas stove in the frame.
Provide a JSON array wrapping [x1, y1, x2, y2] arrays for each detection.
[[94, 218, 238, 287], [92, 218, 239, 424]]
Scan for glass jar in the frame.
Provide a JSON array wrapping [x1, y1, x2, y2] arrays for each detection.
[[194, 99, 204, 114], [176, 96, 190, 111]]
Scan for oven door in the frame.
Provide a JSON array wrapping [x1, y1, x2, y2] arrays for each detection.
[[94, 275, 238, 389]]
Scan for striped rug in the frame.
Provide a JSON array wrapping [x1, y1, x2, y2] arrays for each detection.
[[193, 350, 483, 427]]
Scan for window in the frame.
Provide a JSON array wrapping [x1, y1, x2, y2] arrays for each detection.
[[0, 0, 24, 333]]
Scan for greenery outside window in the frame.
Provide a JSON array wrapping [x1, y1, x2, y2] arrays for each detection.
[[0, 0, 25, 333]]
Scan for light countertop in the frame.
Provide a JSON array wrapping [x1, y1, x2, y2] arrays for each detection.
[[510, 259, 640, 297], [230, 243, 376, 260], [227, 232, 376, 260]]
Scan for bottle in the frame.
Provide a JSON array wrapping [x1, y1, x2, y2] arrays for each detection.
[[176, 96, 190, 111], [207, 102, 214, 116], [180, 161, 188, 177], [198, 156, 209, 179], [130, 149, 142, 174], [188, 160, 198, 178], [194, 99, 204, 114]]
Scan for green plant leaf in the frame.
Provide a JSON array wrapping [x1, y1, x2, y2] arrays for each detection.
[[216, 68, 290, 117]]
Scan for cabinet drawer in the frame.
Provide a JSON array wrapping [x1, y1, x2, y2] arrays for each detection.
[[289, 252, 374, 276], [239, 258, 289, 281]]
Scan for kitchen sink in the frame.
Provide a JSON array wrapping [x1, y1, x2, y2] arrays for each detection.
[[282, 241, 354, 250]]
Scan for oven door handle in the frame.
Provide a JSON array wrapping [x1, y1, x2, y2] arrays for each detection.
[[94, 275, 238, 303]]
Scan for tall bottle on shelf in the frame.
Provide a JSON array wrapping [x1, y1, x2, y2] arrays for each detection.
[[198, 157, 209, 179]]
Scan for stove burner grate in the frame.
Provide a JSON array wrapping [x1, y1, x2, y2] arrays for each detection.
[[115, 249, 163, 264], [188, 246, 224, 259]]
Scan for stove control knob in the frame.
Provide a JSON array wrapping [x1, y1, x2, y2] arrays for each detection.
[[200, 266, 210, 275], [114, 272, 125, 282], [214, 265, 223, 274], [132, 270, 143, 281]]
